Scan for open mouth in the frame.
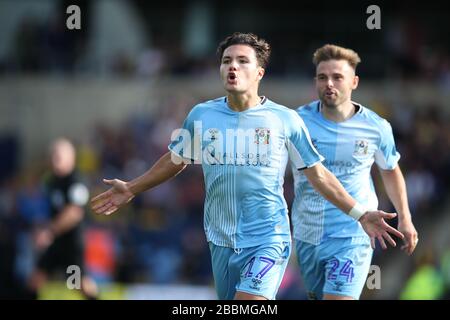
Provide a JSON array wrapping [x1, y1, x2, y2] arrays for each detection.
[[228, 73, 237, 82]]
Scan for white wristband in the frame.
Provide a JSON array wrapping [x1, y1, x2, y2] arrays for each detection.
[[348, 202, 367, 220]]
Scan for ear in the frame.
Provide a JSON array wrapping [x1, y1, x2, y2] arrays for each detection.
[[257, 67, 265, 81], [352, 75, 359, 90]]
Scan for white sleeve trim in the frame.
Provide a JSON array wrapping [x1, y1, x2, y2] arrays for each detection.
[[374, 149, 400, 170], [167, 146, 196, 165], [287, 140, 324, 170], [287, 139, 306, 169]]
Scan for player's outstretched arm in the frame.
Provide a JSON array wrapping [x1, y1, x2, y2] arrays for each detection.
[[303, 163, 404, 249], [91, 152, 187, 216], [378, 166, 418, 255]]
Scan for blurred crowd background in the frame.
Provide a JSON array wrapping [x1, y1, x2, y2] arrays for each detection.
[[0, 0, 449, 299]]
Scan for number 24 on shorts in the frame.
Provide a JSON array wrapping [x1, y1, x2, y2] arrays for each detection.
[[327, 259, 355, 283]]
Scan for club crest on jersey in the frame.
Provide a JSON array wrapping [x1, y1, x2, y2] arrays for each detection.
[[206, 128, 219, 141], [354, 139, 368, 155], [254, 128, 270, 145]]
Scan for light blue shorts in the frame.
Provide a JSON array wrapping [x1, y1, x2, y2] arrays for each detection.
[[209, 241, 291, 300], [295, 237, 373, 300]]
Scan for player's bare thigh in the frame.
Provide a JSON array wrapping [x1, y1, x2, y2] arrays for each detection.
[[323, 293, 354, 300], [234, 291, 267, 300]]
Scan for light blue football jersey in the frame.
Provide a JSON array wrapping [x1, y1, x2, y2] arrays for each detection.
[[292, 100, 401, 245], [169, 97, 323, 249]]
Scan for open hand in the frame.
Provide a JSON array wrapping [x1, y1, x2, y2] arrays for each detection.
[[90, 179, 134, 216], [359, 211, 405, 250]]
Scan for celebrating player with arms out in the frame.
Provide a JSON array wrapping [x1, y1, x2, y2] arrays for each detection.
[[292, 44, 418, 300], [91, 33, 403, 300]]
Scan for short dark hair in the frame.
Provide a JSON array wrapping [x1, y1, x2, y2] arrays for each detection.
[[216, 32, 271, 68]]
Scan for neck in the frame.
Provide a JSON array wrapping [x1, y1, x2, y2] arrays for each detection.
[[227, 92, 261, 112], [321, 100, 356, 122]]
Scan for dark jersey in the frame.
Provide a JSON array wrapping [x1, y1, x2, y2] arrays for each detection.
[[44, 170, 89, 243], [38, 170, 89, 273]]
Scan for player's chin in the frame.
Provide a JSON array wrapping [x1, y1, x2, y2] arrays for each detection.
[[225, 85, 243, 94], [323, 96, 339, 106]]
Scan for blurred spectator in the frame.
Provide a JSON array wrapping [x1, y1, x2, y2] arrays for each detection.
[[40, 12, 78, 73], [12, 15, 41, 73], [0, 177, 26, 299], [15, 168, 50, 287], [0, 135, 19, 182], [400, 248, 445, 300], [405, 163, 436, 214], [441, 250, 450, 299], [84, 227, 116, 284]]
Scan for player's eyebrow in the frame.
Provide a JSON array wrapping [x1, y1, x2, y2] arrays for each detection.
[[316, 72, 344, 77], [222, 55, 250, 60]]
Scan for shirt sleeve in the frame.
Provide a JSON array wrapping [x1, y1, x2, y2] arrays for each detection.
[[168, 106, 202, 163], [374, 119, 401, 170], [287, 110, 324, 170]]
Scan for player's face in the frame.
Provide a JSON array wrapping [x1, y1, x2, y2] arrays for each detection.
[[51, 141, 76, 176], [315, 59, 359, 108], [220, 44, 265, 94]]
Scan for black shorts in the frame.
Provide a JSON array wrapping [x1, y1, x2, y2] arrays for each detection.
[[37, 236, 84, 275]]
